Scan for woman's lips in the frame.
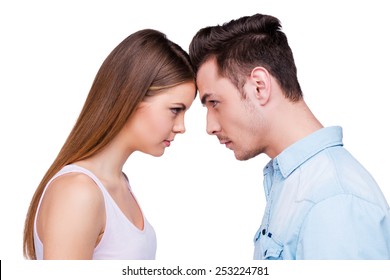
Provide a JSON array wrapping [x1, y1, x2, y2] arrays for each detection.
[[163, 140, 172, 147]]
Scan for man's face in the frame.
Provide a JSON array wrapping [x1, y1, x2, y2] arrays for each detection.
[[196, 59, 268, 160]]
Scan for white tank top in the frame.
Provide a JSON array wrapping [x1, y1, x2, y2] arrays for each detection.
[[33, 164, 157, 259]]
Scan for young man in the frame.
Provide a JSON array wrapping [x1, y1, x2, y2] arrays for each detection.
[[189, 14, 390, 259]]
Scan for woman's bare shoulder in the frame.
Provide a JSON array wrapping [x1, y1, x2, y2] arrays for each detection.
[[45, 172, 103, 202], [37, 172, 105, 259]]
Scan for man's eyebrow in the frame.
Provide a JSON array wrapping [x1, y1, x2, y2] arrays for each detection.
[[201, 93, 212, 105]]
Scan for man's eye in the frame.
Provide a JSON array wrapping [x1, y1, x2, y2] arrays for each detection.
[[209, 100, 219, 108]]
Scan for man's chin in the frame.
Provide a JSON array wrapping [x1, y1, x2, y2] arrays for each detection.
[[234, 150, 256, 161]]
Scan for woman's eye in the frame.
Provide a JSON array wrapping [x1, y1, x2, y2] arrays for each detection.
[[170, 108, 182, 114]]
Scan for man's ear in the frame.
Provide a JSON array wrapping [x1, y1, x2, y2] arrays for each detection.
[[249, 67, 271, 106]]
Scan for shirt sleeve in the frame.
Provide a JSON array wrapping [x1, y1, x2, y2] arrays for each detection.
[[297, 194, 390, 259]]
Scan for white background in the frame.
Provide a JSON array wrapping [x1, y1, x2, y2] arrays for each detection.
[[1, 0, 389, 270]]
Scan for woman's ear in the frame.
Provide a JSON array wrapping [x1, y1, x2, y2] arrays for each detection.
[[249, 67, 271, 105]]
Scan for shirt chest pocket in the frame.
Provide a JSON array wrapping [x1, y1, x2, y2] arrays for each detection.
[[253, 228, 284, 260]]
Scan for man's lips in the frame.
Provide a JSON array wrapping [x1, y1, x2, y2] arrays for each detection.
[[218, 137, 231, 144], [218, 138, 232, 148]]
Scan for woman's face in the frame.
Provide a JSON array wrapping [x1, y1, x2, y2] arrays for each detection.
[[124, 82, 196, 156]]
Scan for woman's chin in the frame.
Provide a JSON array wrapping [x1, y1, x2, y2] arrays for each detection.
[[148, 149, 165, 157]]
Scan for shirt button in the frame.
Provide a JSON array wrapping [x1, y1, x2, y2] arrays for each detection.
[[262, 229, 266, 235]]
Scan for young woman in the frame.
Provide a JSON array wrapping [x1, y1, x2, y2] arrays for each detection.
[[23, 29, 196, 260]]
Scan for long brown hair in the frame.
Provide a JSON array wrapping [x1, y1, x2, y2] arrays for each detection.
[[23, 29, 195, 259]]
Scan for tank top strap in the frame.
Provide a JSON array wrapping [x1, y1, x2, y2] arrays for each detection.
[[35, 164, 112, 223], [35, 164, 115, 227], [58, 164, 108, 194]]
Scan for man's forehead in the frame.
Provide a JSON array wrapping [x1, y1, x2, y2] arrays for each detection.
[[196, 62, 219, 92], [197, 59, 221, 82]]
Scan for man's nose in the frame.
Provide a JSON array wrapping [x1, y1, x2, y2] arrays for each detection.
[[206, 110, 221, 135]]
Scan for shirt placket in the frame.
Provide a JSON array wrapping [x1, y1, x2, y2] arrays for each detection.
[[262, 162, 274, 232]]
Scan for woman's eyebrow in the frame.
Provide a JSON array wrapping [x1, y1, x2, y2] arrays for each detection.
[[172, 103, 187, 110]]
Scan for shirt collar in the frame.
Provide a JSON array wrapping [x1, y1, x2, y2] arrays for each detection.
[[273, 126, 344, 178]]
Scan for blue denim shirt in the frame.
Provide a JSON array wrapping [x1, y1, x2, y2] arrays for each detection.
[[254, 126, 390, 259]]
